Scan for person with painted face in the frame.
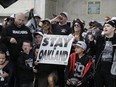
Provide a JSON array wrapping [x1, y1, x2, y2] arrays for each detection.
[[88, 20, 116, 87], [17, 40, 34, 87]]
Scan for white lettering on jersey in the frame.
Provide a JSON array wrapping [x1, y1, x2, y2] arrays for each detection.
[[13, 30, 28, 34], [74, 62, 85, 78]]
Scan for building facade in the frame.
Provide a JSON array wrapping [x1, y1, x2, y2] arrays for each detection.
[[0, 0, 116, 27]]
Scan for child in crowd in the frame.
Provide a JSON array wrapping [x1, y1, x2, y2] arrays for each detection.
[[17, 40, 34, 87], [65, 41, 94, 87], [0, 51, 11, 87]]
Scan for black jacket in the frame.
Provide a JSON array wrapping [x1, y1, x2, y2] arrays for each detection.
[[0, 62, 12, 84], [90, 33, 116, 73], [17, 51, 34, 84]]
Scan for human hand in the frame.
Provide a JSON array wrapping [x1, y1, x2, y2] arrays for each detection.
[[51, 15, 63, 23], [33, 67, 37, 73], [77, 81, 82, 86], [34, 61, 39, 65], [10, 37, 17, 44], [88, 34, 94, 41], [0, 71, 8, 78], [66, 79, 71, 85]]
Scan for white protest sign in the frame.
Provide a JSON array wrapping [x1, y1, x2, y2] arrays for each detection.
[[37, 35, 73, 65]]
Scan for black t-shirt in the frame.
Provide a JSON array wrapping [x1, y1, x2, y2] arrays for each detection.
[[52, 23, 71, 35]]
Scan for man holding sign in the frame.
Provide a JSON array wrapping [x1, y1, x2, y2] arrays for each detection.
[[37, 34, 73, 87]]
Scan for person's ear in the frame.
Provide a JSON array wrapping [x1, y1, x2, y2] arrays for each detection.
[[113, 27, 115, 31]]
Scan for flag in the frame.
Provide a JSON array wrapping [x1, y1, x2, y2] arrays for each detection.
[[26, 9, 37, 31], [0, 0, 17, 8]]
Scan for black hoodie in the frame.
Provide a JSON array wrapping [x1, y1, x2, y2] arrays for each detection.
[[17, 51, 34, 84], [2, 23, 32, 61]]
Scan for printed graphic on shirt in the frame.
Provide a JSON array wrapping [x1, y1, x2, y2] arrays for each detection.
[[61, 29, 67, 33], [25, 58, 33, 67], [74, 62, 85, 78], [0, 69, 4, 81], [102, 41, 113, 62], [12, 30, 28, 34]]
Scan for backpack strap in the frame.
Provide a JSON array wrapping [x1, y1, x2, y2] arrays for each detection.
[[82, 60, 92, 78], [69, 52, 76, 72]]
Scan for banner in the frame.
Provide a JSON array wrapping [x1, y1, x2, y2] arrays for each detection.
[[0, 0, 17, 8], [37, 35, 73, 65], [26, 9, 37, 31]]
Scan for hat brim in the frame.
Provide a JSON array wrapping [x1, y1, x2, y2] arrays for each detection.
[[60, 13, 67, 18], [73, 44, 85, 50], [42, 20, 50, 24], [34, 32, 43, 37]]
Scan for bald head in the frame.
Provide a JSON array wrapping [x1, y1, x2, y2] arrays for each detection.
[[14, 12, 25, 28]]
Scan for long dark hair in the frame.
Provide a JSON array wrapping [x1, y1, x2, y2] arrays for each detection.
[[72, 18, 84, 36]]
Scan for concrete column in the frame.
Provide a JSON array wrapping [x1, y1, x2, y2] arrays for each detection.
[[34, 0, 46, 19]]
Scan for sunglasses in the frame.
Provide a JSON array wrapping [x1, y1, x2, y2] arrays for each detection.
[[74, 24, 80, 27]]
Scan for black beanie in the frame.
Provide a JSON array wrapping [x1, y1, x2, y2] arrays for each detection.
[[105, 20, 116, 28]]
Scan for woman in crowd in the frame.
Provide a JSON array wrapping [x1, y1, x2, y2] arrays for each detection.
[[70, 18, 85, 53], [41, 19, 52, 34], [71, 18, 85, 43]]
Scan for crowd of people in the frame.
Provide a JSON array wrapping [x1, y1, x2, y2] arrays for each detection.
[[0, 11, 116, 87]]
